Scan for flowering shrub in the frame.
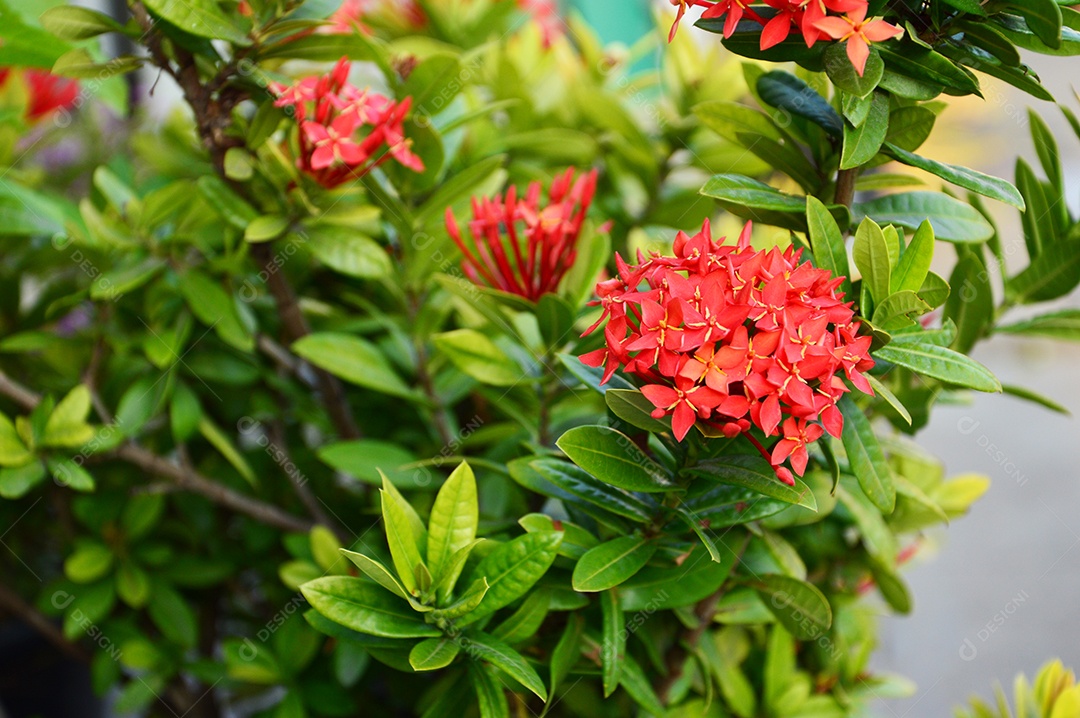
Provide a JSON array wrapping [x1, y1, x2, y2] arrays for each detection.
[[581, 219, 874, 483], [0, 0, 1078, 717]]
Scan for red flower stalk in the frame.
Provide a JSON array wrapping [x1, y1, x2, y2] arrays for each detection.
[[272, 57, 424, 189], [580, 219, 874, 485], [446, 168, 600, 302], [0, 67, 79, 121]]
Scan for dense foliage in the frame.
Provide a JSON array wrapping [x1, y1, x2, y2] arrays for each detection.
[[2, 1, 1080, 717]]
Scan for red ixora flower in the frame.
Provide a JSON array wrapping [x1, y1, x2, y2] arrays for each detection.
[[272, 57, 424, 189], [446, 168, 601, 302], [0, 67, 79, 121], [580, 219, 874, 485], [814, 3, 904, 76]]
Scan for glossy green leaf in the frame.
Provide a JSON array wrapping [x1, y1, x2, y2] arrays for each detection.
[[997, 310, 1080, 341], [835, 480, 898, 567], [465, 632, 547, 700], [839, 397, 896, 513], [427, 461, 478, 585], [555, 425, 673, 493], [825, 42, 884, 97], [1008, 240, 1080, 303], [306, 226, 392, 279], [892, 220, 935, 294], [427, 579, 489, 621], [688, 456, 818, 510], [433, 329, 523, 387], [65, 543, 114, 583], [883, 143, 1024, 209], [380, 480, 426, 597], [855, 192, 994, 243], [700, 174, 848, 232], [550, 614, 583, 697], [178, 270, 253, 352], [601, 589, 624, 696], [143, 0, 252, 44], [875, 341, 1001, 392], [854, 218, 893, 304], [756, 71, 842, 136], [461, 531, 561, 625], [806, 196, 853, 300], [293, 333, 416, 400], [491, 589, 551, 644], [945, 251, 993, 353], [471, 664, 509, 718], [572, 536, 656, 592], [754, 575, 832, 640], [842, 93, 889, 169], [605, 389, 672, 434], [519, 458, 653, 525], [301, 577, 439, 638]]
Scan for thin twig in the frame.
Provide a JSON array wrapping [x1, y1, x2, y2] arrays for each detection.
[[0, 368, 313, 534], [0, 583, 90, 663]]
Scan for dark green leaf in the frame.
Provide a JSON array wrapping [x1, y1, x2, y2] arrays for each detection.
[[572, 536, 656, 592], [854, 192, 994, 243], [754, 575, 832, 640], [556, 425, 673, 493], [688, 456, 818, 510], [882, 143, 1024, 209]]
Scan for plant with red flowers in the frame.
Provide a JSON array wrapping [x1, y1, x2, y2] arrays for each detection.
[[273, 57, 423, 189], [445, 168, 601, 302], [581, 219, 873, 484]]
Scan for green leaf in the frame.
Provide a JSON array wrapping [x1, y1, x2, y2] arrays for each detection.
[[918, 270, 951, 309], [341, 550, 408, 600], [853, 218, 893, 304], [526, 458, 655, 523], [838, 397, 896, 513], [178, 270, 253, 352], [40, 6, 124, 41], [601, 589, 624, 696], [875, 341, 1001, 392], [754, 575, 832, 640], [550, 614, 583, 697], [877, 44, 980, 96], [461, 531, 562, 625], [317, 440, 423, 488], [245, 215, 290, 243], [381, 482, 427, 598], [835, 480, 898, 566], [197, 417, 256, 488], [872, 290, 931, 330], [301, 577, 439, 638], [65, 543, 114, 583], [415, 155, 505, 226], [147, 581, 197, 648], [91, 257, 166, 301], [825, 42, 884, 97], [426, 461, 478, 587], [1008, 240, 1080, 303], [536, 293, 575, 349], [701, 174, 848, 232], [1016, 158, 1050, 259], [41, 384, 93, 448], [518, 514, 597, 560], [471, 664, 509, 718], [1001, 384, 1071, 415], [50, 49, 141, 79], [433, 329, 523, 387], [116, 562, 151, 608], [945, 251, 993, 353], [120, 494, 164, 540], [410, 637, 460, 672], [433, 540, 485, 602], [427, 578, 489, 621], [142, 0, 251, 45], [491, 589, 551, 645], [605, 389, 672, 434], [306, 227, 392, 279], [997, 310, 1080, 340], [892, 220, 935, 294], [465, 632, 547, 700], [293, 333, 416, 400], [882, 143, 1024, 209], [866, 375, 912, 425], [46, 456, 95, 492], [619, 652, 668, 717], [855, 192, 994, 243], [572, 536, 656, 592], [0, 461, 45, 499], [1004, 0, 1063, 48], [0, 414, 32, 468], [555, 425, 673, 493], [842, 93, 890, 169], [806, 196, 853, 300], [756, 71, 842, 136], [688, 456, 818, 510]]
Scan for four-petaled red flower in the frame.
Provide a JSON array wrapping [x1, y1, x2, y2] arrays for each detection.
[[272, 57, 424, 189], [0, 67, 79, 121], [581, 219, 874, 485], [446, 168, 601, 302], [814, 3, 904, 76]]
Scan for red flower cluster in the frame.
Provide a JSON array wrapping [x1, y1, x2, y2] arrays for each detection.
[[668, 0, 902, 76], [580, 220, 874, 485], [446, 168, 600, 302], [0, 67, 79, 121], [328, 0, 427, 34], [272, 58, 423, 189]]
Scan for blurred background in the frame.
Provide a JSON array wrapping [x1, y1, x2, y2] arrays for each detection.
[[2, 1, 1078, 716]]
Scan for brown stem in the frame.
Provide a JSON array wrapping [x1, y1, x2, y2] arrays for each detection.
[[133, 2, 362, 443], [0, 583, 90, 663], [835, 167, 859, 210], [0, 368, 313, 534]]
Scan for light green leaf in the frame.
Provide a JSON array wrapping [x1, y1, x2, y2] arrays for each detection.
[[572, 536, 656, 592], [433, 329, 523, 387], [853, 218, 893, 304], [381, 483, 427, 598], [426, 461, 478, 583], [855, 192, 994, 243], [555, 425, 673, 493], [461, 531, 562, 625], [142, 0, 251, 44], [883, 143, 1024, 209], [755, 575, 832, 640], [806, 196, 853, 300], [410, 637, 461, 672], [306, 226, 392, 279], [892, 220, 935, 294], [875, 341, 1001, 392], [293, 333, 416, 400], [302, 576, 439, 638], [601, 589, 624, 696], [465, 632, 547, 700], [65, 543, 114, 583], [838, 397, 896, 513]]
